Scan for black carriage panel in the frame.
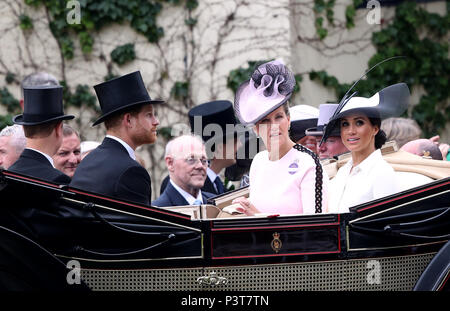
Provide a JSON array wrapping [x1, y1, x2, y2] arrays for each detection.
[[347, 177, 450, 251], [210, 214, 341, 260], [0, 171, 204, 268]]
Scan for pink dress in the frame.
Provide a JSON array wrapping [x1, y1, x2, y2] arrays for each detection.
[[249, 147, 329, 215]]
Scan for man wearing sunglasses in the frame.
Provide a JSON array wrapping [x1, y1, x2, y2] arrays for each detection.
[[152, 135, 214, 207]]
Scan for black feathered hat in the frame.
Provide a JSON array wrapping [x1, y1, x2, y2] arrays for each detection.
[[321, 83, 410, 145]]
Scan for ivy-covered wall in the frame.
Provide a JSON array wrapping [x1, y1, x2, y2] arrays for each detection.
[[0, 0, 448, 198]]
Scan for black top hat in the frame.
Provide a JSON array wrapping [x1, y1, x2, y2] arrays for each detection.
[[13, 85, 74, 126], [92, 71, 164, 126], [189, 100, 246, 146]]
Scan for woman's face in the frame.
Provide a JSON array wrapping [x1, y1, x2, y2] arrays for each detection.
[[340, 113, 379, 154], [255, 105, 291, 152]]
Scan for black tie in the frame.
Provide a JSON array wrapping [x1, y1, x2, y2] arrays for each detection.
[[214, 176, 225, 194]]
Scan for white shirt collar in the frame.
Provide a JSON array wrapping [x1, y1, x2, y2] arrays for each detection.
[[27, 148, 55, 167], [169, 179, 203, 205], [207, 167, 218, 183], [347, 149, 382, 174], [106, 135, 136, 160]]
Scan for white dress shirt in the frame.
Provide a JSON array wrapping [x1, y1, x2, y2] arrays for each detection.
[[27, 148, 55, 167], [329, 149, 399, 213], [170, 179, 204, 205], [106, 135, 136, 160]]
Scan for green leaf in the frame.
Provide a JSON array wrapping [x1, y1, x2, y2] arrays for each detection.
[[19, 14, 33, 30], [110, 43, 136, 65]]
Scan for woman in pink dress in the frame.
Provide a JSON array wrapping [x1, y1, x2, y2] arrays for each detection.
[[232, 60, 328, 216]]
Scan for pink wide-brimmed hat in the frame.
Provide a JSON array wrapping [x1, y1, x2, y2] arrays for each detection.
[[234, 60, 296, 126]]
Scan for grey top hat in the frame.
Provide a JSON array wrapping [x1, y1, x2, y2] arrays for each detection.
[[305, 103, 340, 137]]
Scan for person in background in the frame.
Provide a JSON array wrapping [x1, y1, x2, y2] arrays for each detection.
[[401, 139, 443, 160], [327, 83, 410, 213], [305, 103, 349, 160], [0, 125, 26, 169], [381, 117, 422, 149], [70, 71, 163, 205], [231, 60, 328, 216], [160, 100, 243, 196], [152, 135, 214, 207], [8, 85, 74, 184], [288, 105, 319, 154], [429, 135, 450, 161], [53, 124, 81, 178]]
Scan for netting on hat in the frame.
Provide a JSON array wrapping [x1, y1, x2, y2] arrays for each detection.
[[251, 61, 296, 98]]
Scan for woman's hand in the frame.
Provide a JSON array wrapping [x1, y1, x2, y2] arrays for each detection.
[[231, 197, 259, 216]]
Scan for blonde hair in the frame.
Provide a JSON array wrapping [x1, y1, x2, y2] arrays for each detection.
[[381, 117, 422, 148]]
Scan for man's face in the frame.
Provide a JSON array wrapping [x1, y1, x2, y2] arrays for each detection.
[[0, 136, 20, 169], [297, 135, 318, 154], [167, 139, 208, 194], [53, 133, 81, 177], [130, 105, 160, 146], [316, 136, 349, 160]]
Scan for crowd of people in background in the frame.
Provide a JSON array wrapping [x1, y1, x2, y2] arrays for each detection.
[[1, 64, 450, 217]]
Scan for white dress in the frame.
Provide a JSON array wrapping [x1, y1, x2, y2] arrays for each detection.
[[329, 149, 399, 213]]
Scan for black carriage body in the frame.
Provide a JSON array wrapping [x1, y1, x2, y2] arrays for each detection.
[[0, 170, 449, 290]]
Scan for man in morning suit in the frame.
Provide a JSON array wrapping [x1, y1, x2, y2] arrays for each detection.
[[70, 71, 163, 205], [8, 85, 74, 184], [152, 135, 214, 207]]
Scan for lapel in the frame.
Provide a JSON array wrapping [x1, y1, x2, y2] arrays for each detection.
[[165, 182, 189, 206], [202, 177, 218, 195]]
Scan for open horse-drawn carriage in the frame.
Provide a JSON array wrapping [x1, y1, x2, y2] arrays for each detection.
[[0, 164, 449, 291]]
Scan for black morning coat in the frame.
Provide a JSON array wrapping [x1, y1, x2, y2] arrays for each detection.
[[69, 137, 152, 205], [8, 149, 71, 184], [152, 180, 214, 207], [160, 174, 222, 196]]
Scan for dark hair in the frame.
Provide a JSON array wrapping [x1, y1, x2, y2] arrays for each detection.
[[104, 104, 144, 130], [62, 124, 80, 138], [369, 117, 387, 149], [23, 121, 61, 138]]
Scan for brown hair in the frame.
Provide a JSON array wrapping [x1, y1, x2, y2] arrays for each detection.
[[104, 105, 144, 130], [62, 124, 80, 138]]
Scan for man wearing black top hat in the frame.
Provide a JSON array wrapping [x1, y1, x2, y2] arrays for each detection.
[[8, 85, 74, 184], [70, 71, 163, 205], [160, 100, 243, 196]]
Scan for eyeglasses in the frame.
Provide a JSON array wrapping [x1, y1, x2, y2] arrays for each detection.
[[184, 157, 209, 166]]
